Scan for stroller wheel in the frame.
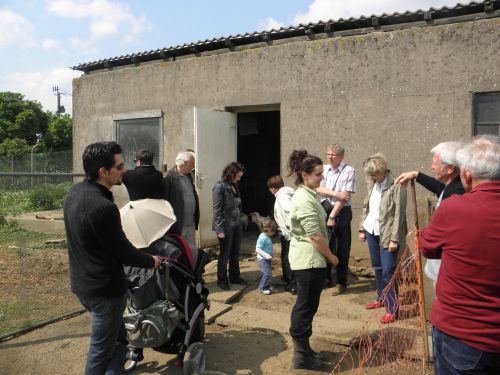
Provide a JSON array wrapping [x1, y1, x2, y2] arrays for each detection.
[[124, 349, 143, 373], [124, 360, 137, 373], [183, 342, 206, 375]]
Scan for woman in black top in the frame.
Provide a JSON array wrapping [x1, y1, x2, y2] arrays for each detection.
[[212, 162, 247, 290]]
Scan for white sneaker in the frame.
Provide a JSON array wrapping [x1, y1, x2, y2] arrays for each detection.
[[260, 289, 271, 295]]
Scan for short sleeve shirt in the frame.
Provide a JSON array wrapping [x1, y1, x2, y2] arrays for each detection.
[[320, 160, 356, 206]]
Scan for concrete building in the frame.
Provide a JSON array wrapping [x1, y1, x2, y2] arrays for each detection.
[[72, 1, 500, 248]]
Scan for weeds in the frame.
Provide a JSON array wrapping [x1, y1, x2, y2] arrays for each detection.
[[0, 182, 70, 217]]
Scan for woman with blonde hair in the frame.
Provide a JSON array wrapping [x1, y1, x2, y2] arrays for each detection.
[[359, 153, 407, 324]]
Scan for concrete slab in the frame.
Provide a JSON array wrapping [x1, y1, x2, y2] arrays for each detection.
[[215, 305, 367, 346], [203, 257, 262, 285], [9, 209, 65, 235], [206, 282, 248, 304], [205, 301, 232, 324]]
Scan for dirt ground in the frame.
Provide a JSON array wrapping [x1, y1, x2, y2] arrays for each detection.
[[0, 230, 429, 375]]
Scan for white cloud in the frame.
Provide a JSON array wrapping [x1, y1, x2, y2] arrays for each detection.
[[0, 8, 35, 48], [70, 37, 99, 56], [1, 67, 82, 114], [256, 17, 284, 32], [293, 0, 461, 25], [42, 38, 61, 50], [47, 0, 151, 43]]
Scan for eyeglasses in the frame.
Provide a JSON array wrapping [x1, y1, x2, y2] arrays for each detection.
[[112, 163, 125, 171]]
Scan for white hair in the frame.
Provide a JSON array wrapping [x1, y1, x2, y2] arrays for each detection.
[[431, 141, 463, 168], [175, 151, 195, 166], [456, 135, 500, 181]]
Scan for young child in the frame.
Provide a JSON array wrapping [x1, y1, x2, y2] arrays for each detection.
[[256, 219, 278, 295]]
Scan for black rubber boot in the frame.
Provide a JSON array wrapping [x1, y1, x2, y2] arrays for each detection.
[[292, 337, 329, 371], [308, 346, 323, 360]]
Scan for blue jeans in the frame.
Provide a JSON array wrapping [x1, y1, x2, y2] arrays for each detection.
[[433, 327, 500, 375], [257, 258, 272, 290], [78, 293, 128, 375], [365, 231, 398, 315]]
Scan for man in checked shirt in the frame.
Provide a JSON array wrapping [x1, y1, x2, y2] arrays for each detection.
[[317, 144, 356, 295]]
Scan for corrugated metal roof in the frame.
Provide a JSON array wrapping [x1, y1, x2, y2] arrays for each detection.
[[71, 1, 500, 73]]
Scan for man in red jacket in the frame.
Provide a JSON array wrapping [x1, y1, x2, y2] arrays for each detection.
[[419, 135, 500, 375]]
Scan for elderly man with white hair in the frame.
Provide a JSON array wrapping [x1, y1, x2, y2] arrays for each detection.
[[419, 135, 500, 375], [164, 151, 200, 264], [396, 141, 465, 285]]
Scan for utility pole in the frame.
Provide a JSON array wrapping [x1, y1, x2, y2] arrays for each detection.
[[52, 86, 66, 114]]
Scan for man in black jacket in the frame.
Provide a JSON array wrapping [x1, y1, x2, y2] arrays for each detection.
[[64, 142, 160, 375], [122, 148, 164, 200], [164, 151, 200, 264], [396, 141, 465, 203], [396, 141, 465, 285]]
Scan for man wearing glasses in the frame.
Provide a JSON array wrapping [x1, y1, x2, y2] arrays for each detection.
[[64, 141, 160, 375], [317, 144, 356, 295]]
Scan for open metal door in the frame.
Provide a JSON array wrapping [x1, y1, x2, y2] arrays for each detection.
[[194, 108, 237, 248]]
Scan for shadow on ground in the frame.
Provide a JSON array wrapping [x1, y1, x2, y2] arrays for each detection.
[[131, 328, 288, 375]]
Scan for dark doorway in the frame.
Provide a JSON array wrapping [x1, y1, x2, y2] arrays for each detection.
[[237, 111, 280, 224]]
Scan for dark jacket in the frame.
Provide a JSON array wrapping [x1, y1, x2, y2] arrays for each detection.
[[416, 173, 465, 200], [163, 166, 200, 234], [212, 180, 242, 233], [122, 165, 164, 201], [63, 180, 154, 299]]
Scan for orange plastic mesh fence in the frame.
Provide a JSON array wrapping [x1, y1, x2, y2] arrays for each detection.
[[331, 231, 432, 375]]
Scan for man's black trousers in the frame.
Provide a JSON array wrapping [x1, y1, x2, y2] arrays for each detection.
[[280, 236, 295, 288], [326, 206, 352, 287]]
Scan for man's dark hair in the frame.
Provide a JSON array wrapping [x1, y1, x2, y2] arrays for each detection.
[[135, 149, 154, 165], [82, 141, 122, 181]]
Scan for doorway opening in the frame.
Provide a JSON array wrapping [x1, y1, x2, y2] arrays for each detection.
[[237, 110, 280, 233]]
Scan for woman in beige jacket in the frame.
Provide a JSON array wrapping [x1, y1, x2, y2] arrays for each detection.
[[359, 153, 407, 324]]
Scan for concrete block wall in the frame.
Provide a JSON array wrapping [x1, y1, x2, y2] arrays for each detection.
[[73, 16, 500, 254]]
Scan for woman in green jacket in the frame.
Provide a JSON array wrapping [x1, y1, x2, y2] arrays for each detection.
[[287, 150, 339, 371]]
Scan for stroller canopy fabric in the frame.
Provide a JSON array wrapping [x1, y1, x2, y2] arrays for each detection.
[[120, 199, 177, 248]]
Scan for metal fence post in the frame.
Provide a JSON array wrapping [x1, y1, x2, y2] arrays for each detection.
[[30, 144, 39, 188]]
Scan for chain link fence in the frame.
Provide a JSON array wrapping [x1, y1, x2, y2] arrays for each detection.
[[0, 150, 74, 191], [0, 149, 84, 338]]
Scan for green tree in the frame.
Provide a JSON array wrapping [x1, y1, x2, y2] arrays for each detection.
[[0, 138, 30, 157], [0, 92, 50, 146], [40, 114, 72, 151]]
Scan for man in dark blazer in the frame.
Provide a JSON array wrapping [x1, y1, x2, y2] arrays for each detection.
[[164, 151, 200, 263], [396, 141, 465, 202], [395, 141, 465, 286], [122, 149, 164, 201]]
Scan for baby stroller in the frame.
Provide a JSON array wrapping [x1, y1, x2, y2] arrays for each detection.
[[123, 233, 210, 374]]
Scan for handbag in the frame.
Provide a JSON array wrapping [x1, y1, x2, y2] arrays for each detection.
[[321, 199, 333, 217], [123, 300, 179, 348]]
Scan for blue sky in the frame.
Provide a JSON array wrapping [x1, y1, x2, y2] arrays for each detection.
[[0, 0, 461, 114]]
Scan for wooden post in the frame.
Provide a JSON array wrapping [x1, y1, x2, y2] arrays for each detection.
[[411, 180, 431, 365]]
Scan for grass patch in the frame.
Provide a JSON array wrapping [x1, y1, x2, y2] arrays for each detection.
[[0, 295, 81, 335], [0, 222, 52, 247], [0, 222, 79, 336], [0, 182, 71, 217]]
